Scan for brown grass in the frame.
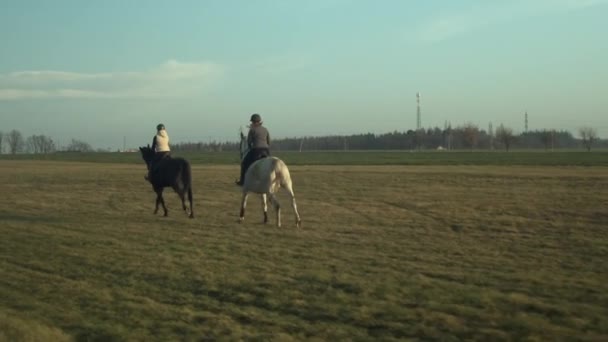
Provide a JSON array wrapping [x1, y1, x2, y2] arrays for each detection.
[[1, 160, 607, 340]]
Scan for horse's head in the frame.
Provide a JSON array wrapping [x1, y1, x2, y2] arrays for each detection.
[[139, 145, 154, 169], [239, 128, 249, 162]]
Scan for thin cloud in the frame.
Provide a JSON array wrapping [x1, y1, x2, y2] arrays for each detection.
[[415, 0, 608, 43], [252, 53, 314, 74], [0, 60, 224, 100]]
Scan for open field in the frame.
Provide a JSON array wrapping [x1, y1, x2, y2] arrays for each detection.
[[1, 159, 608, 340], [1, 150, 608, 166]]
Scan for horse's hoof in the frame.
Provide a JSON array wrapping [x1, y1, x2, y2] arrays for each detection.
[[238, 217, 244, 224], [297, 221, 302, 228]]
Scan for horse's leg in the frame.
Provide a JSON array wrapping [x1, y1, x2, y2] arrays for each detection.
[[158, 189, 168, 217], [239, 192, 249, 224], [187, 186, 194, 219], [173, 185, 187, 213], [261, 193, 268, 224], [154, 189, 162, 214], [268, 193, 281, 228], [283, 183, 302, 228]]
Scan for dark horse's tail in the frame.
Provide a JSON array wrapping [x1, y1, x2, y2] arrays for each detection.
[[171, 157, 194, 218], [183, 160, 194, 218], [186, 162, 194, 218]]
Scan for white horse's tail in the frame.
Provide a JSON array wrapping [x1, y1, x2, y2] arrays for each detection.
[[271, 158, 292, 190]]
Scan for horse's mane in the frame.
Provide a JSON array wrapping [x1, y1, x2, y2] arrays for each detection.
[[139, 145, 154, 160]]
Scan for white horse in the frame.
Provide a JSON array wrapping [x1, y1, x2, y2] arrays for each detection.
[[238, 130, 301, 228]]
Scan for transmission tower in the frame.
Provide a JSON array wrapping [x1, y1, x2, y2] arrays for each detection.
[[525, 111, 529, 149], [416, 92, 421, 130], [489, 122, 494, 150]]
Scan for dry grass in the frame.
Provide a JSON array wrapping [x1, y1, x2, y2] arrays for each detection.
[[1, 160, 607, 341]]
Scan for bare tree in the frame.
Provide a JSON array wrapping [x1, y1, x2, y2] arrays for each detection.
[[495, 124, 516, 152], [26, 134, 56, 154], [0, 131, 4, 154], [26, 136, 36, 154], [6, 129, 25, 154], [579, 127, 598, 152], [41, 135, 55, 154], [462, 123, 479, 151], [66, 138, 93, 152]]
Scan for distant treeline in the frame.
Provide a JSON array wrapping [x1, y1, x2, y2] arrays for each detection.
[[0, 129, 94, 154], [172, 126, 607, 152], [1, 125, 605, 154]]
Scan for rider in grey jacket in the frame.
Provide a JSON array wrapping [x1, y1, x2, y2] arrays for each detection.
[[236, 114, 270, 186]]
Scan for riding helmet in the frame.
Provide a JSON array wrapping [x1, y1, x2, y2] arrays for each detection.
[[157, 123, 165, 131], [250, 114, 262, 123]]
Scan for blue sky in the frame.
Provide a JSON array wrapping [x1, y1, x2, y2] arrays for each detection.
[[1, 0, 607, 149]]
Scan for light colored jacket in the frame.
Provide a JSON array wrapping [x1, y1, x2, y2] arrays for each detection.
[[153, 129, 170, 152]]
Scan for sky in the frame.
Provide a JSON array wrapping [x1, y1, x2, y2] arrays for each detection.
[[1, 0, 607, 150]]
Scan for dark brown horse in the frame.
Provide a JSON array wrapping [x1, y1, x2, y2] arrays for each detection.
[[139, 145, 194, 218]]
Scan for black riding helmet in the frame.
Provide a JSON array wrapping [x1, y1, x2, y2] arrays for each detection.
[[250, 114, 262, 123], [157, 123, 165, 131]]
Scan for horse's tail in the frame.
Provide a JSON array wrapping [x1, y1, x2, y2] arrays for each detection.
[[184, 160, 194, 217], [183, 160, 192, 186], [272, 158, 292, 189]]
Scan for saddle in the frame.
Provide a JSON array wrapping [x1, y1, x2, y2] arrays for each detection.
[[150, 153, 171, 173], [255, 152, 269, 161], [154, 152, 171, 162]]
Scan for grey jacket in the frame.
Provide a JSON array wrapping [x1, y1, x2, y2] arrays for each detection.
[[248, 125, 270, 149]]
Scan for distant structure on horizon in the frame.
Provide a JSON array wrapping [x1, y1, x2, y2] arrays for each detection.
[[525, 111, 528, 133], [416, 92, 421, 130], [489, 122, 494, 150]]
